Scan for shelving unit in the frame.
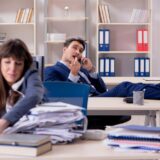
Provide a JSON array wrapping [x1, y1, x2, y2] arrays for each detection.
[[44, 0, 88, 65], [0, 0, 36, 55], [96, 0, 152, 79]]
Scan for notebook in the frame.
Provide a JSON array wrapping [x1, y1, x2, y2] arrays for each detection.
[[107, 126, 160, 142], [118, 125, 160, 132], [107, 139, 160, 152], [107, 125, 160, 151]]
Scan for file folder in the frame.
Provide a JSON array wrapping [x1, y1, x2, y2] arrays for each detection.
[[104, 57, 110, 76], [144, 57, 150, 76], [134, 58, 140, 77], [140, 58, 145, 76], [99, 57, 105, 76], [98, 29, 104, 51], [143, 29, 148, 51], [104, 29, 110, 51], [134, 57, 150, 77], [98, 29, 110, 51], [136, 29, 148, 51], [137, 29, 143, 51], [110, 57, 115, 76], [104, 57, 115, 77]]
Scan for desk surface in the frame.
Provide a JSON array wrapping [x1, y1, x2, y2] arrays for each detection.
[[102, 77, 160, 85], [0, 140, 159, 160], [87, 97, 160, 123], [88, 97, 160, 111]]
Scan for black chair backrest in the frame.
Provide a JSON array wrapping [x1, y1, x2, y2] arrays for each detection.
[[32, 56, 44, 81]]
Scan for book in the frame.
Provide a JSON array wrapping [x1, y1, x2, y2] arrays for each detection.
[[0, 134, 52, 156], [98, 5, 105, 23], [27, 8, 33, 23], [104, 5, 110, 23], [130, 9, 149, 23], [23, 8, 30, 23], [20, 8, 26, 23], [15, 8, 22, 23], [101, 4, 107, 23]]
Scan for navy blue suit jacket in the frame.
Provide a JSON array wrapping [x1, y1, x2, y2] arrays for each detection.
[[44, 62, 107, 96]]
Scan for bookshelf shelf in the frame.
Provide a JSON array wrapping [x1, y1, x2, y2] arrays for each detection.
[[98, 23, 150, 26], [45, 17, 88, 21], [0, 23, 34, 26], [0, 0, 36, 55], [97, 0, 152, 78], [44, 0, 89, 64], [99, 51, 150, 54], [45, 41, 65, 44]]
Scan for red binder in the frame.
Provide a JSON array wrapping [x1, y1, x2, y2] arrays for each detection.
[[143, 29, 148, 51], [136, 29, 148, 51], [137, 29, 143, 51]]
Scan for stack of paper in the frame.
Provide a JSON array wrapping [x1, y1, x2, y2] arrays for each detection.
[[106, 125, 160, 152], [4, 102, 87, 144]]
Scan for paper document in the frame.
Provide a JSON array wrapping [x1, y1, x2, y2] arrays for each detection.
[[4, 102, 87, 144], [143, 77, 160, 81]]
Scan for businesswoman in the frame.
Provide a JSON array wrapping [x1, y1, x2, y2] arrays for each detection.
[[0, 39, 44, 133]]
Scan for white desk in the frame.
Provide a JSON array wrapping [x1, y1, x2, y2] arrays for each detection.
[[102, 77, 160, 85], [87, 97, 160, 126], [0, 140, 159, 160]]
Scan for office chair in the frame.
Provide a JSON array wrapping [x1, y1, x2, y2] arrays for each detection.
[[43, 81, 90, 132], [32, 56, 44, 81], [43, 81, 90, 116]]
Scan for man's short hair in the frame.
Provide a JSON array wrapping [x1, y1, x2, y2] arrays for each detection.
[[64, 37, 86, 51]]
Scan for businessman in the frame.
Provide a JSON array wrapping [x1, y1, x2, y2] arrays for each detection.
[[44, 37, 131, 129], [44, 38, 107, 96]]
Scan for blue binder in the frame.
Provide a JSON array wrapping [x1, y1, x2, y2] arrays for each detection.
[[134, 57, 150, 77], [99, 57, 105, 76], [140, 58, 145, 76], [144, 57, 150, 77], [134, 57, 140, 77], [104, 57, 110, 76], [104, 57, 115, 77], [109, 57, 115, 76], [98, 29, 110, 51]]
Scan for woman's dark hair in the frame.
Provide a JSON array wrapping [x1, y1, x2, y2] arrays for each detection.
[[0, 39, 33, 110], [64, 37, 86, 52]]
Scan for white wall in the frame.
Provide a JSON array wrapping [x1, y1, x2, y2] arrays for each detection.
[[152, 0, 160, 76]]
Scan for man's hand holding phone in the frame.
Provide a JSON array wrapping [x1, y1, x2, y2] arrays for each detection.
[[81, 57, 95, 73]]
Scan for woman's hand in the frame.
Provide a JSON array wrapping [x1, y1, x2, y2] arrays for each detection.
[[0, 119, 9, 134]]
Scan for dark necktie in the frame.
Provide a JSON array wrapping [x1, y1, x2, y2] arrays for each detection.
[[78, 71, 99, 96]]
